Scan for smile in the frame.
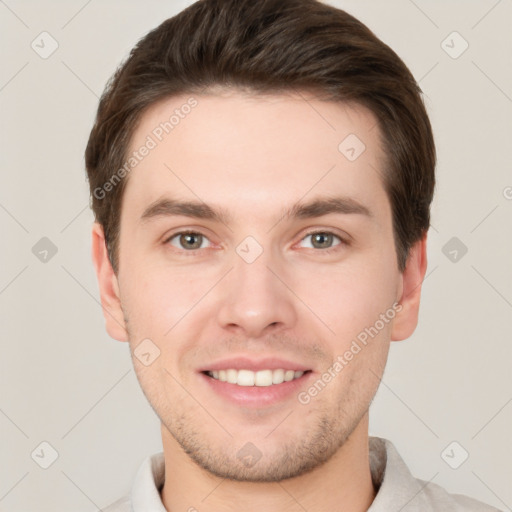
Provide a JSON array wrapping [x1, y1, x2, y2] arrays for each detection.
[[204, 369, 310, 386]]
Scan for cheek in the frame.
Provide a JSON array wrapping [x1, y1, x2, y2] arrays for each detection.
[[292, 252, 399, 344], [120, 262, 220, 341], [120, 268, 221, 418]]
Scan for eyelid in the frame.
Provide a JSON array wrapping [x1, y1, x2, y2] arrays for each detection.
[[163, 225, 213, 242], [299, 226, 351, 243]]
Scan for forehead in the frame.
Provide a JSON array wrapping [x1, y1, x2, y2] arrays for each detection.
[[122, 90, 389, 224]]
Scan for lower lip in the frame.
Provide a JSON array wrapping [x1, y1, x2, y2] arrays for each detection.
[[199, 371, 313, 408]]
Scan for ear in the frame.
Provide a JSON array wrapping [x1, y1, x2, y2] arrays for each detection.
[[91, 222, 129, 342], [391, 233, 428, 341]]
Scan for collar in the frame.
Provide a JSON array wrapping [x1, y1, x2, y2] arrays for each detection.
[[128, 436, 442, 511]]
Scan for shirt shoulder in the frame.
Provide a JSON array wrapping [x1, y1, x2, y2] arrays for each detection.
[[101, 452, 166, 512], [418, 478, 502, 511], [368, 437, 503, 512], [102, 494, 131, 512]]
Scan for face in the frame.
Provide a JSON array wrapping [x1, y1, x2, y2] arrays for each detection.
[[93, 89, 425, 482]]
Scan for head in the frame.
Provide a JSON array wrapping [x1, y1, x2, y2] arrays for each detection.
[[87, 0, 435, 482]]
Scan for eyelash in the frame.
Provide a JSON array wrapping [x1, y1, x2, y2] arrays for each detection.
[[163, 229, 349, 255]]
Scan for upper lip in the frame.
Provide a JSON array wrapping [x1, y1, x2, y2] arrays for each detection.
[[198, 356, 312, 373]]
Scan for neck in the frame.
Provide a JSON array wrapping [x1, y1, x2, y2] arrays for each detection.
[[160, 414, 376, 512]]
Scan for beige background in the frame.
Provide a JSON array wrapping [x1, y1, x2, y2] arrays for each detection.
[[1, 0, 511, 510]]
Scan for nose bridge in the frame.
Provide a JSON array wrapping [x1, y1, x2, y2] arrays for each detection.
[[233, 245, 278, 295], [216, 239, 297, 336]]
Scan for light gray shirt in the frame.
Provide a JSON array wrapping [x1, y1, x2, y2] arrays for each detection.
[[104, 436, 501, 511]]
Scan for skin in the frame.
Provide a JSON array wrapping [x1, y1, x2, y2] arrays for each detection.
[[92, 89, 427, 512]]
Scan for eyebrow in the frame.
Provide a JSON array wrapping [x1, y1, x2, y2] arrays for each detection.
[[140, 195, 372, 225]]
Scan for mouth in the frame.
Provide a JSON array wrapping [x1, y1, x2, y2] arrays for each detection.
[[202, 368, 313, 387], [197, 356, 315, 407]]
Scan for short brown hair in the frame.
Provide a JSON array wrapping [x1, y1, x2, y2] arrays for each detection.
[[85, 0, 436, 273]]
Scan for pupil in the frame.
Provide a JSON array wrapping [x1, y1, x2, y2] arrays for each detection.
[[313, 233, 332, 248], [181, 233, 201, 249]]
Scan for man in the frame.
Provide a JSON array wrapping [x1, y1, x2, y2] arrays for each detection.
[[85, 0, 501, 510]]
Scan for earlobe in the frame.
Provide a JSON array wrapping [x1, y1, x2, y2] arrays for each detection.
[[91, 222, 129, 342], [391, 233, 428, 342]]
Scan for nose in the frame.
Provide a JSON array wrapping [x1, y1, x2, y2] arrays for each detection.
[[216, 247, 298, 338]]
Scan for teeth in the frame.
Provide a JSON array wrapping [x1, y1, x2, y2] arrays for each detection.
[[272, 369, 284, 384], [206, 369, 305, 386], [226, 369, 237, 384]]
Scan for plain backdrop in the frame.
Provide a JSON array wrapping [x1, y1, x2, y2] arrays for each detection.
[[1, 1, 511, 510]]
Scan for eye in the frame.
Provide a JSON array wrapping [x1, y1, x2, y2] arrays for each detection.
[[166, 231, 212, 251], [298, 231, 344, 251]]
